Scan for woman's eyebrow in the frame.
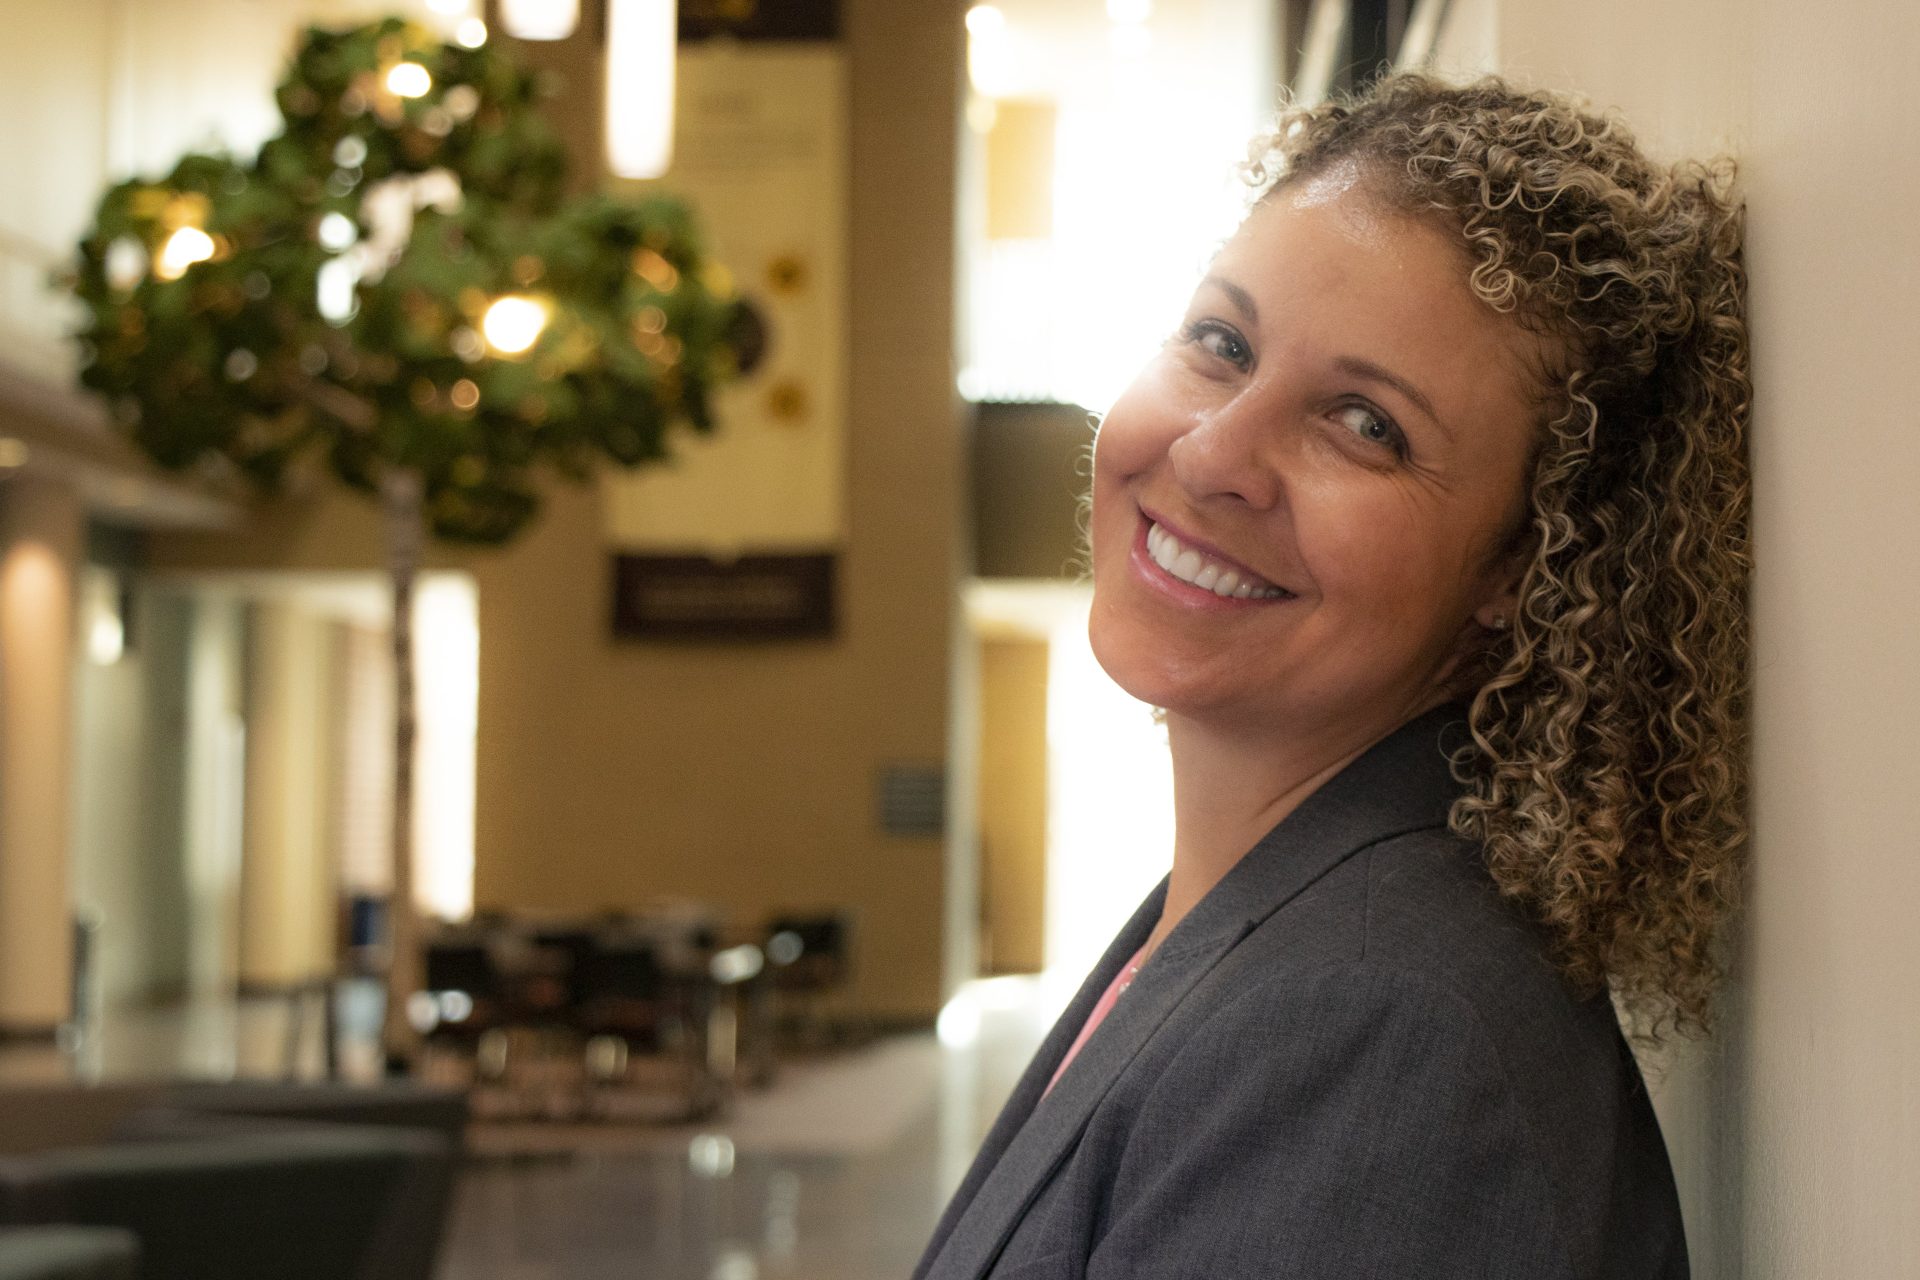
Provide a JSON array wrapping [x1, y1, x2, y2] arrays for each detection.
[[1333, 354, 1449, 436], [1200, 275, 1259, 325]]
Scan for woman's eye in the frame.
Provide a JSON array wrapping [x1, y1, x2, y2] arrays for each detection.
[[1180, 320, 1252, 369], [1332, 403, 1408, 457]]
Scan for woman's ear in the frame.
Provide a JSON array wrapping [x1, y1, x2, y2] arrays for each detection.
[[1473, 598, 1516, 633], [1470, 550, 1527, 633]]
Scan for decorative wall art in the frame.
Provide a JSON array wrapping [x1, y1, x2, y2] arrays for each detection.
[[605, 2, 847, 640]]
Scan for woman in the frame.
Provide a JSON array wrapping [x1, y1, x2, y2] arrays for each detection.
[[916, 75, 1748, 1279]]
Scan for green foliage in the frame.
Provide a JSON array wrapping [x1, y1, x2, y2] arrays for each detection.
[[71, 16, 739, 543]]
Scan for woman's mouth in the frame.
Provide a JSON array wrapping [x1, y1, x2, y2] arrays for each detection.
[[1143, 519, 1294, 600]]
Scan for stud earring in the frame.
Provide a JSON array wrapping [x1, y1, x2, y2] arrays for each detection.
[[1490, 614, 1509, 630]]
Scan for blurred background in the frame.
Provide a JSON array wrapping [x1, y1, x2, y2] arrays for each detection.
[[0, 1, 1914, 1278]]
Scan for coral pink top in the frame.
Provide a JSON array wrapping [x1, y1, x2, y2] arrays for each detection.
[[1044, 947, 1148, 1097]]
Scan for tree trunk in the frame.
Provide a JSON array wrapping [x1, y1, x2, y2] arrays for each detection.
[[379, 467, 426, 1069]]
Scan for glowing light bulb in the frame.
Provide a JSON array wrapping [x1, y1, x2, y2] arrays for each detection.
[[155, 226, 216, 280], [104, 237, 148, 291], [966, 5, 1005, 34], [455, 18, 488, 48], [386, 62, 433, 99], [89, 613, 125, 665], [317, 258, 359, 324], [481, 295, 548, 355], [605, 0, 676, 179], [966, 5, 1011, 97], [317, 212, 358, 251], [500, 0, 581, 40]]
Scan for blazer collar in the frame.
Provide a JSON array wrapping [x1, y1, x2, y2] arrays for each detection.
[[1153, 698, 1471, 964], [917, 701, 1471, 1280]]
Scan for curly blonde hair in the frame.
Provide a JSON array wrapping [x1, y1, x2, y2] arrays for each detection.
[[1248, 75, 1751, 1042]]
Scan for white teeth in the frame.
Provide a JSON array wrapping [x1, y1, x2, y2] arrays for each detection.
[[1145, 521, 1288, 599]]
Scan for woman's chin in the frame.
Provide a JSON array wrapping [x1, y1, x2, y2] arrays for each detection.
[[1088, 620, 1216, 720]]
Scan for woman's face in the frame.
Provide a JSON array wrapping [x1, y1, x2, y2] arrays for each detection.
[[1088, 168, 1543, 743]]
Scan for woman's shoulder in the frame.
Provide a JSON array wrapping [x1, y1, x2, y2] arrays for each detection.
[[1316, 824, 1628, 1067], [1119, 834, 1676, 1275], [1356, 826, 1589, 1013], [1189, 824, 1640, 1136]]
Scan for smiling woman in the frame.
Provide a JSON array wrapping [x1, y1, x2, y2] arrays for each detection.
[[1090, 167, 1544, 754], [919, 74, 1748, 1280]]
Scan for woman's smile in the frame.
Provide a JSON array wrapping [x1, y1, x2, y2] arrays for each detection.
[[1132, 510, 1297, 605]]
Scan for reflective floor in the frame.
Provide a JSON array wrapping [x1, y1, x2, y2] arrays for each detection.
[[0, 976, 1063, 1280], [446, 978, 1059, 1279]]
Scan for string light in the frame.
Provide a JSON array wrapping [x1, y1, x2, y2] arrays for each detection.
[[481, 295, 549, 355], [104, 238, 148, 292], [317, 257, 359, 323], [317, 212, 358, 251], [455, 18, 489, 48], [154, 226, 216, 280], [386, 62, 433, 98]]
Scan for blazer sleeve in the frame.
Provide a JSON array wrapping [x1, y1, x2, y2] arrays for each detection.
[[1087, 963, 1575, 1280]]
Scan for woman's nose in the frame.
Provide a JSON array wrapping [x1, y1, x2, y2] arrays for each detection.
[[1166, 402, 1284, 510]]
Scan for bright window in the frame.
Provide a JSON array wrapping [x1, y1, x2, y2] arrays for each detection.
[[958, 0, 1279, 411]]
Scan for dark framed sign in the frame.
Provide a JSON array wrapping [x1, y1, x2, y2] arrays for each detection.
[[680, 0, 838, 42], [611, 551, 836, 640]]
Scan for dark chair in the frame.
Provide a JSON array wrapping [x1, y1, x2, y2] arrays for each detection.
[[765, 912, 855, 1047], [526, 927, 600, 1026], [574, 938, 731, 1119], [765, 913, 852, 991], [419, 939, 511, 1044], [0, 1080, 467, 1280], [165, 1079, 469, 1158], [0, 1119, 449, 1280], [0, 1227, 138, 1280], [576, 940, 673, 1051]]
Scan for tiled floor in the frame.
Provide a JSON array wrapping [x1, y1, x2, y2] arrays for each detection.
[[442, 980, 1058, 1279], [0, 976, 1064, 1280]]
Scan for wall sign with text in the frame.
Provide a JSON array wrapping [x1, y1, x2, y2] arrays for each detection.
[[602, 17, 847, 643], [611, 552, 835, 641]]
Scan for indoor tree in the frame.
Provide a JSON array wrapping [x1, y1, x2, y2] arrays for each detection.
[[69, 17, 742, 1065]]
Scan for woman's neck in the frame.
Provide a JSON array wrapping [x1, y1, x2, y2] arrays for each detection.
[[1139, 700, 1434, 960]]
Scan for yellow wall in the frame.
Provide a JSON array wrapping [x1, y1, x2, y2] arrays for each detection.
[[149, 0, 966, 1021], [976, 635, 1048, 974], [0, 477, 84, 1029], [238, 601, 343, 989], [1488, 3, 1920, 1275]]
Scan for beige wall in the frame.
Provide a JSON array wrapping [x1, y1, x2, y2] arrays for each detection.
[[0, 476, 84, 1029], [1489, 3, 1920, 1275], [149, 0, 966, 1021], [238, 601, 343, 989], [976, 635, 1049, 974]]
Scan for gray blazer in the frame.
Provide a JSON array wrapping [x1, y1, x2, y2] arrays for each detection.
[[915, 704, 1688, 1280]]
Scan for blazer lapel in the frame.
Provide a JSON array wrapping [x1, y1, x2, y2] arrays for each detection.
[[913, 881, 1167, 1280], [919, 702, 1470, 1280]]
